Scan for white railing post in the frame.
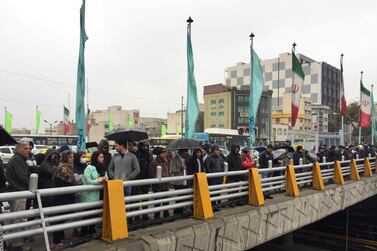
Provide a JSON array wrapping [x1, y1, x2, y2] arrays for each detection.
[[356, 154, 359, 159], [322, 157, 326, 163], [224, 161, 229, 174], [341, 155, 345, 161], [156, 166, 162, 180], [299, 158, 303, 166]]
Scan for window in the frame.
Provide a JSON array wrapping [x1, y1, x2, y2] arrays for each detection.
[[243, 68, 251, 76], [218, 112, 224, 120], [0, 148, 11, 154], [210, 112, 216, 120], [265, 72, 272, 81], [275, 118, 280, 123], [211, 124, 216, 128], [237, 95, 244, 102], [218, 99, 224, 109], [218, 124, 224, 128], [237, 77, 243, 85], [231, 71, 237, 78], [285, 69, 292, 78], [238, 106, 245, 113], [210, 100, 216, 109], [238, 117, 244, 123], [311, 74, 318, 84]]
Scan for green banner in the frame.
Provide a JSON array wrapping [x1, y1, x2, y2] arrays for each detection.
[[161, 124, 167, 136], [108, 112, 113, 132], [35, 110, 41, 135], [5, 111, 12, 133]]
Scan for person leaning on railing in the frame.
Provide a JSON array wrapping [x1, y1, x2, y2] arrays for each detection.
[[149, 147, 171, 220], [51, 151, 76, 249], [4, 138, 31, 251], [80, 151, 107, 237]]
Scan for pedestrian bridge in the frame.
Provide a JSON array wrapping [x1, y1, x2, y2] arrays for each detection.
[[1, 158, 377, 251]]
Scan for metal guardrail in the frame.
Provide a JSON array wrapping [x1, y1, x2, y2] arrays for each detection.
[[0, 156, 375, 250]]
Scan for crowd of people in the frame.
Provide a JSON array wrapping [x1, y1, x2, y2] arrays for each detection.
[[1, 137, 377, 251]]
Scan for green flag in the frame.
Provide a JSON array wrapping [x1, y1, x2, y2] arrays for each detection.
[[184, 18, 199, 139], [108, 112, 113, 132], [128, 116, 133, 128], [176, 126, 180, 136], [75, 0, 88, 151], [371, 91, 376, 144], [35, 109, 41, 135], [249, 49, 265, 145], [5, 111, 12, 133], [161, 124, 167, 136]]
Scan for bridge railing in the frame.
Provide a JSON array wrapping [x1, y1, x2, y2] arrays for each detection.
[[0, 156, 375, 250]]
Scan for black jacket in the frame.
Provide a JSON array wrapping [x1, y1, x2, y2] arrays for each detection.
[[38, 149, 59, 189], [5, 153, 29, 192], [292, 151, 304, 165], [0, 159, 6, 193], [225, 153, 242, 171], [259, 150, 273, 169], [204, 154, 224, 173], [136, 149, 153, 179], [187, 156, 204, 174]]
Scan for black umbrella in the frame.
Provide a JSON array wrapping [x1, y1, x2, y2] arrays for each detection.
[[166, 138, 201, 151], [86, 141, 99, 149], [105, 128, 148, 142], [0, 126, 17, 146]]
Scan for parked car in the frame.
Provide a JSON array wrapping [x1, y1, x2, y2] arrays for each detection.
[[0, 146, 15, 165]]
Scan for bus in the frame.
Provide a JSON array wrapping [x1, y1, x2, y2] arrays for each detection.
[[12, 134, 78, 147], [149, 135, 181, 147], [192, 128, 248, 148]]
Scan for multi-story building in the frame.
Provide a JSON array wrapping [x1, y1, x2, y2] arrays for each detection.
[[225, 52, 341, 131], [311, 104, 330, 133], [203, 84, 272, 145], [167, 107, 204, 136], [272, 92, 312, 132], [88, 106, 140, 142], [203, 84, 232, 129], [139, 117, 167, 137], [44, 121, 77, 136]]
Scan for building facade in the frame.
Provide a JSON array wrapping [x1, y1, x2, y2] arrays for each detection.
[[311, 104, 330, 133], [88, 106, 140, 142], [203, 84, 272, 144], [225, 52, 341, 131], [167, 109, 204, 136], [139, 117, 167, 137]]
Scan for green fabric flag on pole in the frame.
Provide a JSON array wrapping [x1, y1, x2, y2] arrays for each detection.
[[35, 107, 41, 135], [161, 124, 167, 136], [371, 90, 376, 145], [75, 0, 88, 151], [108, 112, 113, 132], [249, 49, 264, 145], [128, 116, 133, 128], [185, 17, 199, 139], [5, 111, 12, 133]]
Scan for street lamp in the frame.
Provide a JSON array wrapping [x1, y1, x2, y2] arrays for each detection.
[[44, 120, 58, 135]]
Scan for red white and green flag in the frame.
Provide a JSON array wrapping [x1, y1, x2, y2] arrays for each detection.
[[64, 106, 70, 133], [359, 81, 371, 128], [291, 51, 305, 127]]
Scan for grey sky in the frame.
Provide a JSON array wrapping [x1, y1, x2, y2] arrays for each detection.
[[1, 0, 376, 130]]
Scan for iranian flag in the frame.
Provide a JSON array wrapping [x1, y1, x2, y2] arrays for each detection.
[[64, 106, 70, 133], [291, 51, 305, 127], [359, 82, 371, 128]]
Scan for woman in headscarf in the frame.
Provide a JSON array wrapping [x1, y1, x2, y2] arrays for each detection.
[[80, 151, 107, 236], [51, 150, 76, 249]]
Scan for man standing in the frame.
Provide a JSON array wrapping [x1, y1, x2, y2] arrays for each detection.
[[258, 144, 274, 199], [204, 144, 224, 210], [5, 138, 32, 250], [98, 139, 112, 170], [170, 149, 189, 215], [108, 139, 140, 196]]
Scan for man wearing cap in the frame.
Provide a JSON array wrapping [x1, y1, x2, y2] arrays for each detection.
[[204, 144, 224, 210], [149, 147, 171, 219]]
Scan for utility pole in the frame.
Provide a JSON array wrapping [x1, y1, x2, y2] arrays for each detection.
[[181, 96, 184, 138]]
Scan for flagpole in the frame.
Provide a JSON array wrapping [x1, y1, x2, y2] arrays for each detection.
[[36, 105, 38, 135], [359, 71, 363, 144], [249, 32, 255, 148], [63, 105, 66, 135], [340, 54, 345, 146], [290, 42, 297, 145], [4, 106, 6, 129], [372, 84, 374, 145]]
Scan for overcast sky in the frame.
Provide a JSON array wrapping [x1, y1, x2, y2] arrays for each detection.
[[1, 0, 376, 131]]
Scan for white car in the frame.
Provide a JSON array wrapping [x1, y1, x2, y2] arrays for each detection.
[[0, 146, 16, 165]]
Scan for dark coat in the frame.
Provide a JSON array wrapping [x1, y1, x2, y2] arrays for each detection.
[[5, 153, 29, 192], [293, 151, 304, 165], [136, 143, 153, 180], [259, 150, 273, 169], [0, 159, 6, 193], [204, 154, 224, 173], [38, 149, 59, 189], [187, 155, 204, 175]]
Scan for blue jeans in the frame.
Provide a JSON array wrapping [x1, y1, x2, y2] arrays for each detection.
[[124, 186, 132, 197]]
